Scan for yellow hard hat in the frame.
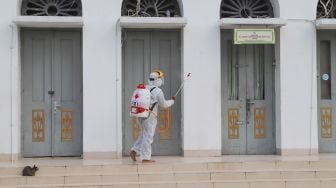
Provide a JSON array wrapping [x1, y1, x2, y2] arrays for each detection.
[[149, 70, 165, 86], [153, 70, 164, 78]]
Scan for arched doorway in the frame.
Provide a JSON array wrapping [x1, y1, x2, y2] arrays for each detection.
[[121, 0, 183, 156], [21, 0, 83, 157], [220, 0, 276, 154]]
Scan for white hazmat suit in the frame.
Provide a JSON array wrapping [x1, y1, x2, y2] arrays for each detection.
[[131, 70, 175, 162]]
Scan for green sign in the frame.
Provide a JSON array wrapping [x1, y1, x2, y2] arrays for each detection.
[[234, 29, 275, 44]]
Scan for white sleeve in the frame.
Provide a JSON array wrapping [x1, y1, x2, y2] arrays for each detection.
[[156, 90, 174, 108]]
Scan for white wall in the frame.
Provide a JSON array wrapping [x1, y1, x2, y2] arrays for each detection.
[[183, 0, 222, 154], [279, 0, 318, 20], [82, 0, 122, 156], [279, 22, 318, 153], [277, 0, 319, 154], [0, 0, 327, 159], [0, 0, 19, 159]]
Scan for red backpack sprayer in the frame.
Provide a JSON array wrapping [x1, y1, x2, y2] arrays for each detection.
[[130, 72, 191, 118]]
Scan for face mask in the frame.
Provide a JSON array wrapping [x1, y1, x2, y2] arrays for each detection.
[[157, 78, 163, 87], [148, 78, 163, 87]]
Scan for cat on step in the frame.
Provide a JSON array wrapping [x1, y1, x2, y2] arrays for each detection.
[[22, 165, 39, 176]]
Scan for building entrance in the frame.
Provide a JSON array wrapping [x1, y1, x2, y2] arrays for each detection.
[[122, 30, 182, 156], [21, 29, 83, 157], [221, 31, 275, 154]]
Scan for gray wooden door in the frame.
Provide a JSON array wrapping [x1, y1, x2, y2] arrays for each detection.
[[122, 30, 181, 156], [317, 31, 336, 153], [22, 30, 82, 157], [221, 32, 275, 154]]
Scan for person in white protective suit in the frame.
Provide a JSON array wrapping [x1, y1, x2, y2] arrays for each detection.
[[130, 70, 176, 163]]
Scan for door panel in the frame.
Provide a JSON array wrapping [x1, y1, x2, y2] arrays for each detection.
[[246, 45, 274, 154], [53, 31, 82, 156], [123, 31, 151, 155], [22, 31, 52, 157], [150, 32, 181, 155], [22, 30, 82, 157], [317, 31, 336, 153], [123, 30, 181, 156], [221, 31, 275, 154], [222, 41, 247, 154]]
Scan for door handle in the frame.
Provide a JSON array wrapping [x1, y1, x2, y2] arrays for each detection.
[[55, 104, 62, 108], [54, 102, 62, 109], [246, 99, 255, 112], [235, 121, 243, 125], [247, 100, 255, 104], [53, 101, 63, 114]]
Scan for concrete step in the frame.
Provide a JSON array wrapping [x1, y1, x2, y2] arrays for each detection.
[[2, 158, 336, 187], [3, 160, 336, 176], [1, 179, 336, 188], [2, 170, 336, 186], [3, 167, 336, 178]]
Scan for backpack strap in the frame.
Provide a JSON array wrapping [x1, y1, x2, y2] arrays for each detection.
[[149, 87, 157, 111], [150, 87, 157, 92], [150, 102, 157, 111]]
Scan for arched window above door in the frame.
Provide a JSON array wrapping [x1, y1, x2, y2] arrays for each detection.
[[317, 0, 336, 18], [220, 0, 274, 18], [121, 0, 181, 17], [21, 0, 82, 16]]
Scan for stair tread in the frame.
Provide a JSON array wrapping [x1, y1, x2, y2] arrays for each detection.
[[3, 168, 336, 177], [4, 178, 336, 188], [1, 170, 336, 179]]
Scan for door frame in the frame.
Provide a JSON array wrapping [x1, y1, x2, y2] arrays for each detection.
[[220, 29, 278, 155], [20, 28, 83, 157], [121, 28, 184, 156], [317, 30, 336, 153]]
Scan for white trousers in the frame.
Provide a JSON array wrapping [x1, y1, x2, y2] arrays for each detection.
[[131, 115, 157, 161]]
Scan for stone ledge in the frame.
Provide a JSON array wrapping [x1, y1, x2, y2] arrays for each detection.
[[220, 18, 287, 29], [119, 16, 187, 28], [316, 19, 336, 29], [13, 16, 83, 28]]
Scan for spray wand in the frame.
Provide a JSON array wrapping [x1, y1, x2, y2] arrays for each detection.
[[173, 73, 191, 100]]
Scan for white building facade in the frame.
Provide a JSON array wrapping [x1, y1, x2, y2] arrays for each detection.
[[0, 0, 333, 160]]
